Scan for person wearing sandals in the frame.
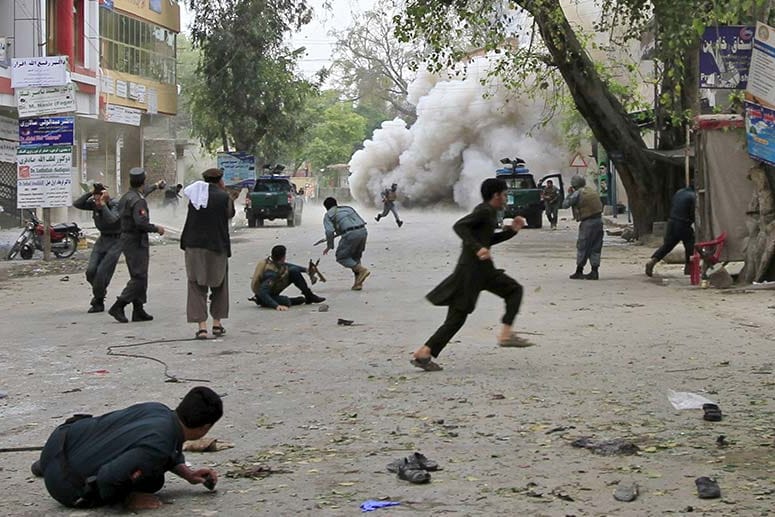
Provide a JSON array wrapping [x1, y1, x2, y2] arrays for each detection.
[[411, 178, 532, 372], [180, 168, 236, 339]]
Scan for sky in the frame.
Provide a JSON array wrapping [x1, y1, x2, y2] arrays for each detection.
[[179, 0, 376, 78]]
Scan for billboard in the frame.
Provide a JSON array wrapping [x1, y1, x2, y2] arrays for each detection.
[[217, 152, 256, 187], [700, 26, 754, 89]]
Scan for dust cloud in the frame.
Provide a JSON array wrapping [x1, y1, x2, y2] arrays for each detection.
[[348, 56, 567, 209]]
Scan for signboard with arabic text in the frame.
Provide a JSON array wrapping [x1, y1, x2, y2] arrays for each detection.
[[16, 84, 77, 118], [19, 116, 75, 147], [105, 105, 142, 126], [16, 145, 73, 208], [11, 56, 69, 88], [700, 26, 754, 89], [217, 152, 256, 187]]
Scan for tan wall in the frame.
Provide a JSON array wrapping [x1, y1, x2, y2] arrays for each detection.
[[113, 0, 180, 32], [104, 71, 177, 115]]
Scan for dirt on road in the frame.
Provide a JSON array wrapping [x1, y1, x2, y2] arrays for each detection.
[[0, 206, 773, 516]]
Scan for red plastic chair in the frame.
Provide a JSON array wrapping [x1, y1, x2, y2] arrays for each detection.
[[690, 232, 727, 285]]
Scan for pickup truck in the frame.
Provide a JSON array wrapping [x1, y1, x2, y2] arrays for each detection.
[[496, 158, 563, 229], [245, 176, 303, 227]]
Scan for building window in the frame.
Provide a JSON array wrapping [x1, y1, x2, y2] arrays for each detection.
[[99, 10, 176, 85]]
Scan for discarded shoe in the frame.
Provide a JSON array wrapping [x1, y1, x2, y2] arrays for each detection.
[[397, 460, 431, 484], [695, 476, 721, 499], [410, 356, 443, 372], [386, 452, 440, 473], [702, 403, 723, 422]]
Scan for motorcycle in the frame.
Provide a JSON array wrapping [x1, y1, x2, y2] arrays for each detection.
[[6, 210, 82, 260]]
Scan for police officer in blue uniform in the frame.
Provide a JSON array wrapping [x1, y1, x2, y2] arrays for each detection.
[[109, 167, 165, 323]]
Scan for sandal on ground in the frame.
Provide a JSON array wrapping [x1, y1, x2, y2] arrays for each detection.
[[212, 325, 226, 337], [498, 334, 536, 348], [397, 460, 431, 484], [410, 356, 443, 372], [702, 403, 722, 422], [695, 476, 721, 499], [386, 452, 440, 473], [195, 329, 209, 340]]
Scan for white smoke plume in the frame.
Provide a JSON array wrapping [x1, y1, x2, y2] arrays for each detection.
[[348, 56, 568, 209]]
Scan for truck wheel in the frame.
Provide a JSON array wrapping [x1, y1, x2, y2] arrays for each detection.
[[247, 213, 256, 228], [287, 211, 295, 227], [527, 212, 543, 229]]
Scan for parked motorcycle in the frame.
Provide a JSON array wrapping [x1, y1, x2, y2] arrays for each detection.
[[6, 210, 82, 260]]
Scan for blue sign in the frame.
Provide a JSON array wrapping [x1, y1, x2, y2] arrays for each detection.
[[217, 152, 256, 187], [745, 101, 775, 165], [700, 26, 754, 89], [18, 116, 74, 147]]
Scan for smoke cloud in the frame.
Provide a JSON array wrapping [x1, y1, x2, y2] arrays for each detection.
[[348, 56, 568, 209]]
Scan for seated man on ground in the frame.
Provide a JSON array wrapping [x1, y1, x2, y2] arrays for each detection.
[[32, 386, 223, 510], [250, 245, 326, 310]]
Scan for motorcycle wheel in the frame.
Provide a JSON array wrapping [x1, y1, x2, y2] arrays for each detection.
[[20, 244, 34, 260], [6, 231, 30, 260], [53, 235, 78, 258]]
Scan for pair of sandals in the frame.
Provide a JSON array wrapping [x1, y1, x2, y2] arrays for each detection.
[[195, 326, 226, 340], [387, 452, 440, 484]]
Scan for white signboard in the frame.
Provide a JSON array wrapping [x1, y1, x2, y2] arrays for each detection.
[[16, 145, 73, 208], [0, 115, 18, 141], [115, 80, 128, 98], [11, 56, 69, 88], [0, 140, 17, 163], [128, 82, 146, 103], [16, 84, 77, 117], [0, 37, 7, 62], [105, 105, 142, 126], [101, 75, 115, 95], [147, 88, 158, 114], [747, 22, 775, 107]]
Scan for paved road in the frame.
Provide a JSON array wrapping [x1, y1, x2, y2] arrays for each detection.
[[0, 205, 773, 516]]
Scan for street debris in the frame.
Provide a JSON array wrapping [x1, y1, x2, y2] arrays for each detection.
[[337, 318, 354, 326], [183, 437, 235, 452], [386, 452, 440, 473], [360, 500, 400, 512], [702, 403, 723, 422], [225, 464, 292, 479], [613, 482, 639, 502], [0, 390, 7, 399], [695, 476, 721, 499], [318, 303, 329, 312], [571, 437, 640, 456], [667, 390, 716, 410]]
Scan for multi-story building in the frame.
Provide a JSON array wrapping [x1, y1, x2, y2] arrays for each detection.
[[0, 0, 179, 225]]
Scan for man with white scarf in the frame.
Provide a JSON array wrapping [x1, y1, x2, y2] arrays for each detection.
[[180, 168, 236, 339]]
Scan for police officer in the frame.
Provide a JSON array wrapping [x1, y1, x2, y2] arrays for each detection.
[[73, 184, 122, 313], [562, 175, 604, 280], [109, 167, 165, 323], [375, 183, 403, 227], [323, 197, 370, 290]]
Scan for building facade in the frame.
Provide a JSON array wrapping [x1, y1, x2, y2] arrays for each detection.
[[0, 0, 179, 226]]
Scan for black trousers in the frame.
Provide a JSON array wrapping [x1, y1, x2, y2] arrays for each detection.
[[425, 273, 523, 358], [652, 220, 694, 264], [85, 235, 122, 302], [118, 245, 149, 305]]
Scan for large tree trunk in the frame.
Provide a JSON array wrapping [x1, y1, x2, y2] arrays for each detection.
[[741, 165, 775, 282], [525, 0, 671, 236]]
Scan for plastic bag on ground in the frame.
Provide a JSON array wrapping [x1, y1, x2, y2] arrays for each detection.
[[667, 390, 716, 410]]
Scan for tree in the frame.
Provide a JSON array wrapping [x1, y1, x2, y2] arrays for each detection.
[[300, 91, 368, 169], [186, 0, 318, 161], [396, 0, 770, 236], [332, 6, 419, 124]]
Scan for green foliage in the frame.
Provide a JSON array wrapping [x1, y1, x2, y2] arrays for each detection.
[[185, 0, 318, 160], [332, 7, 419, 123]]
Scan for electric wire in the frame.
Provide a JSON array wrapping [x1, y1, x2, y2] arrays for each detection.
[[106, 337, 211, 383]]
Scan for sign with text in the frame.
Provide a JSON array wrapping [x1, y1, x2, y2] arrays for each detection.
[[747, 22, 775, 107], [700, 26, 754, 89], [115, 80, 128, 98], [19, 116, 75, 147], [217, 152, 256, 186], [16, 84, 77, 117], [0, 140, 17, 163], [105, 104, 142, 126], [11, 56, 69, 88], [0, 115, 18, 141], [16, 145, 73, 208], [744, 101, 775, 165]]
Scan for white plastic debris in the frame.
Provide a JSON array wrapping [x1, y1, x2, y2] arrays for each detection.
[[667, 390, 716, 410]]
